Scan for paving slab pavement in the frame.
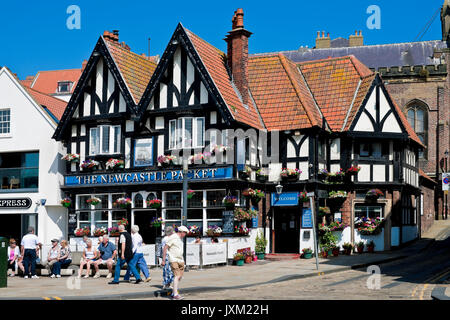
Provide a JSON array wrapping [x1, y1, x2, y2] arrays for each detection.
[[1, 220, 449, 300]]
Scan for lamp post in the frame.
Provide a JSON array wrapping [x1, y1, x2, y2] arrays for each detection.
[[182, 157, 189, 271]]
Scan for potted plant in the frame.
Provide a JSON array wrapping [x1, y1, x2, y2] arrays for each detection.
[[318, 168, 328, 181], [187, 225, 201, 236], [157, 155, 177, 167], [233, 253, 245, 266], [105, 158, 124, 170], [75, 227, 90, 237], [342, 242, 353, 255], [328, 220, 348, 232], [356, 241, 365, 254], [234, 225, 249, 236], [255, 168, 269, 182], [299, 191, 309, 203], [366, 189, 383, 201], [114, 197, 132, 209], [117, 217, 129, 227], [60, 197, 71, 208], [327, 169, 345, 183], [280, 168, 301, 182], [319, 231, 337, 257], [61, 153, 80, 163], [346, 165, 360, 176], [187, 189, 195, 200], [222, 195, 238, 209], [367, 240, 375, 253], [207, 225, 222, 237], [328, 190, 348, 199], [150, 217, 164, 228], [108, 226, 119, 236], [255, 231, 267, 260], [243, 249, 253, 264], [252, 251, 258, 262], [93, 227, 107, 237], [86, 197, 101, 206], [302, 247, 313, 259], [239, 165, 251, 180], [242, 188, 265, 206], [320, 245, 329, 258], [233, 208, 250, 221], [318, 206, 331, 217], [147, 199, 162, 209], [80, 159, 100, 171], [331, 246, 340, 257]]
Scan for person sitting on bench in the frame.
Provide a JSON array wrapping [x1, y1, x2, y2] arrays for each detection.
[[93, 235, 116, 279]]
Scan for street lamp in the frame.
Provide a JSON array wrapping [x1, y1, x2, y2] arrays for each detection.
[[276, 182, 283, 195], [182, 157, 189, 271]]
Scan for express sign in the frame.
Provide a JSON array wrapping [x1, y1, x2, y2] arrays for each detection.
[[0, 198, 32, 209]]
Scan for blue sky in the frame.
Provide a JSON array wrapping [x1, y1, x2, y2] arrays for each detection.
[[0, 0, 445, 79]]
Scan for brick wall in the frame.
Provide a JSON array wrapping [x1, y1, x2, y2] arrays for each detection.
[[421, 184, 435, 233]]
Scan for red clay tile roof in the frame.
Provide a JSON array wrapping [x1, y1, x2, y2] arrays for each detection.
[[24, 86, 67, 120], [248, 53, 322, 130], [104, 39, 157, 104], [298, 55, 372, 132], [185, 28, 264, 129], [28, 69, 82, 94]]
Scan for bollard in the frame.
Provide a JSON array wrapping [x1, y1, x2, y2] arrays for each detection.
[[0, 237, 7, 288]]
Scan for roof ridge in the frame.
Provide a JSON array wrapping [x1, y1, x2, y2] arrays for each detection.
[[348, 55, 373, 78], [104, 39, 158, 66], [24, 86, 69, 103], [278, 53, 319, 127], [296, 55, 352, 66]]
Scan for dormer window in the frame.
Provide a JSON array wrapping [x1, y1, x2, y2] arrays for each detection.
[[58, 81, 73, 93]]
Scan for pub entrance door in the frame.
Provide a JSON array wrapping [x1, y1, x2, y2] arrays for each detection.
[[133, 210, 160, 244], [274, 207, 300, 253]]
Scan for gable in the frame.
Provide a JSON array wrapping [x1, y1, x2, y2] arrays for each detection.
[[351, 80, 404, 134], [53, 37, 138, 140], [145, 45, 211, 111]]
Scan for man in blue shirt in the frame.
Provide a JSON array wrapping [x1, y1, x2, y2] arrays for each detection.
[[93, 235, 116, 278]]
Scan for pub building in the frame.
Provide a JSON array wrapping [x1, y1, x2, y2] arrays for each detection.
[[53, 9, 424, 254]]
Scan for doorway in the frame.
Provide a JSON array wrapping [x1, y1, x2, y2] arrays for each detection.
[[0, 214, 22, 242], [274, 207, 301, 253], [133, 210, 160, 244]]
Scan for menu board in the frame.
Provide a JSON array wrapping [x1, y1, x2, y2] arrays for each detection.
[[222, 210, 234, 234]]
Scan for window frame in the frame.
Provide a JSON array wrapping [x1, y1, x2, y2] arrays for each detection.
[[0, 109, 11, 136], [406, 104, 428, 159], [168, 117, 205, 150], [89, 125, 121, 156]]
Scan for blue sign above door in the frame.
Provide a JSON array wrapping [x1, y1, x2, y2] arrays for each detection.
[[302, 208, 313, 228], [271, 192, 299, 206]]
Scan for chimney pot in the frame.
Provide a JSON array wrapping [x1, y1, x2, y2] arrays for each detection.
[[322, 31, 325, 38], [327, 32, 330, 38], [317, 31, 321, 38]]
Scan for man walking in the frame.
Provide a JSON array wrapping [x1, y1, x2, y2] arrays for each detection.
[[108, 224, 141, 284], [20, 227, 42, 279], [93, 235, 116, 278], [162, 225, 188, 300], [124, 225, 151, 282]]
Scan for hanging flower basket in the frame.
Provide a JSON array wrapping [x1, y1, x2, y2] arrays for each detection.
[[187, 225, 201, 236], [114, 197, 132, 209], [299, 191, 309, 203], [238, 166, 251, 180], [86, 197, 101, 206], [327, 169, 345, 183], [187, 189, 195, 200], [150, 217, 164, 228], [346, 165, 360, 176], [75, 227, 90, 237], [366, 189, 383, 201], [222, 195, 238, 209], [108, 226, 119, 236], [106, 158, 124, 170], [60, 198, 71, 208], [80, 159, 100, 171], [61, 153, 80, 163], [255, 168, 269, 182], [93, 227, 107, 237], [157, 155, 177, 167], [318, 206, 331, 216], [147, 199, 162, 209], [280, 168, 301, 182], [318, 169, 329, 181], [117, 218, 129, 226]]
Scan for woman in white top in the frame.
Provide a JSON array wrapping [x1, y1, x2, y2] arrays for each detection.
[[78, 239, 98, 278], [7, 239, 20, 277]]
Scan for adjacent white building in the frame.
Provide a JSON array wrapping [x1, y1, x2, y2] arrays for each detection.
[[0, 67, 67, 245]]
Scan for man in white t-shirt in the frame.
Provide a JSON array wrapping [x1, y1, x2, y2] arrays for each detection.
[[162, 225, 188, 300], [20, 227, 42, 279]]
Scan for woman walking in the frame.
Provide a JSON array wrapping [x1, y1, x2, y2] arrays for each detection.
[[161, 226, 174, 289]]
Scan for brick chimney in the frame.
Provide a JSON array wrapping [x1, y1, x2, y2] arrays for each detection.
[[225, 9, 252, 106], [81, 60, 87, 72], [349, 30, 364, 47], [315, 31, 331, 49]]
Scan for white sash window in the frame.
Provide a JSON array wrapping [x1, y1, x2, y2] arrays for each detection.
[[169, 117, 205, 149], [89, 125, 121, 155]]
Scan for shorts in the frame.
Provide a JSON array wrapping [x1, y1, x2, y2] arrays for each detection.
[[97, 259, 114, 265], [170, 262, 185, 278]]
